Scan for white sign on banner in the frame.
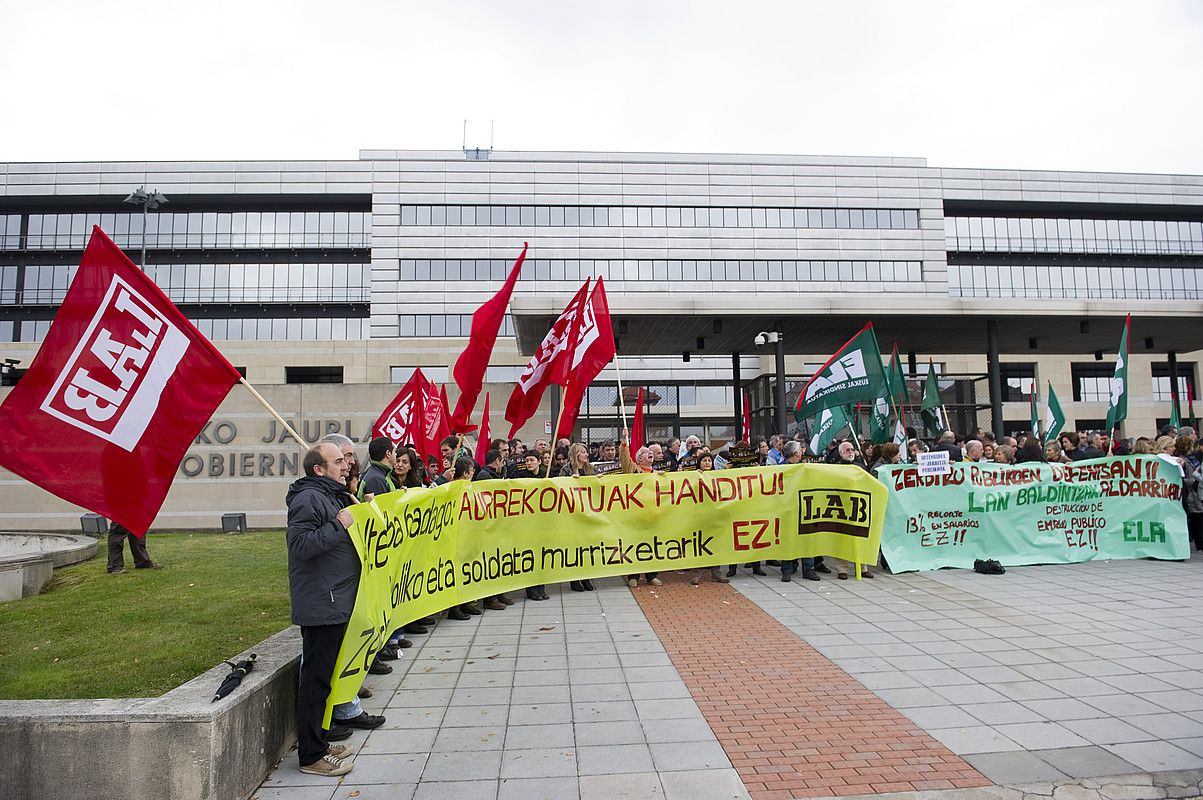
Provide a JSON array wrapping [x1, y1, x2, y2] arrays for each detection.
[[917, 450, 951, 476]]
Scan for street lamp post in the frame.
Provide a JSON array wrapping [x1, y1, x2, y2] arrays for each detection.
[[122, 187, 168, 269], [755, 331, 787, 435]]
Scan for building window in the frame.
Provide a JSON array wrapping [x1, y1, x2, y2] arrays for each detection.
[[1000, 363, 1036, 402], [400, 204, 920, 230], [1071, 364, 1114, 403], [285, 367, 343, 384], [397, 314, 514, 338], [1151, 362, 1197, 403], [946, 215, 1203, 257]]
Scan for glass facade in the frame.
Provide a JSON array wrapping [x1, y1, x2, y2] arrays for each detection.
[[397, 314, 514, 338], [948, 263, 1203, 300], [20, 210, 370, 251], [9, 262, 369, 305], [1071, 364, 1115, 403], [946, 216, 1203, 256], [400, 204, 920, 230], [1000, 363, 1036, 401], [1151, 363, 1196, 403], [399, 258, 923, 285]]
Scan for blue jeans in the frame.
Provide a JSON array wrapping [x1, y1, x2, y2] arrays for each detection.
[[781, 557, 817, 577], [332, 697, 362, 722]]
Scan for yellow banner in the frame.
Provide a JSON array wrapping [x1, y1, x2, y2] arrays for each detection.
[[324, 463, 886, 722]]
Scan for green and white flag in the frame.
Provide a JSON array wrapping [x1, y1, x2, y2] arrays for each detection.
[[869, 393, 892, 444], [1171, 396, 1182, 429], [920, 360, 946, 436], [794, 323, 889, 422], [1045, 382, 1066, 442], [1104, 315, 1130, 434], [893, 419, 908, 462], [1030, 391, 1041, 442], [887, 343, 909, 410], [809, 405, 850, 455]]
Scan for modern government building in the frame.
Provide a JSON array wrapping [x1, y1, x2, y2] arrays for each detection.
[[1, 149, 1201, 529]]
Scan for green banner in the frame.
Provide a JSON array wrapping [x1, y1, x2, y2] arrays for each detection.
[[878, 455, 1190, 572]]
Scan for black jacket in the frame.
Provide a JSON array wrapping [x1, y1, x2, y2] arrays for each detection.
[[285, 475, 361, 627], [474, 465, 503, 481]]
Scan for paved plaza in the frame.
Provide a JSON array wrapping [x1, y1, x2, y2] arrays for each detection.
[[256, 556, 1203, 800]]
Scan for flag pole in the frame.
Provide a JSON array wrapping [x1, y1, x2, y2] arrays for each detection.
[[614, 359, 630, 442], [239, 377, 307, 451], [546, 380, 569, 478]]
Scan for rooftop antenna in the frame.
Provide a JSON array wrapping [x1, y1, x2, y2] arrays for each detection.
[[462, 119, 467, 150], [490, 119, 495, 150]]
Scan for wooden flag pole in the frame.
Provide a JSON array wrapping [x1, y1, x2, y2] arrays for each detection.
[[239, 377, 308, 452], [614, 359, 630, 443], [545, 380, 569, 478]]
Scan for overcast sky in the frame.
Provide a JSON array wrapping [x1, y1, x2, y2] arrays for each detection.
[[3, 0, 1202, 174]]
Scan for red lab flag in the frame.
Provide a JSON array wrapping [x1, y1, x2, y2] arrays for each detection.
[[630, 386, 645, 455], [474, 392, 491, 465], [0, 227, 242, 536], [555, 277, 616, 440], [450, 243, 527, 432], [742, 391, 751, 442], [372, 368, 428, 450], [504, 279, 591, 438]]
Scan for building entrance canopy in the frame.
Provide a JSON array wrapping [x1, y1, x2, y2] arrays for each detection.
[[511, 297, 1203, 357]]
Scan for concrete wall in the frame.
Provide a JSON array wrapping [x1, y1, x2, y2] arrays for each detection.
[[0, 627, 299, 800]]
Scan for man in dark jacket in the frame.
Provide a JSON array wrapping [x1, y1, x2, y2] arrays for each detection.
[[286, 442, 383, 777], [473, 448, 514, 609], [357, 436, 398, 500]]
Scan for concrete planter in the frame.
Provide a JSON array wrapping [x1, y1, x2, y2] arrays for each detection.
[[0, 627, 301, 800]]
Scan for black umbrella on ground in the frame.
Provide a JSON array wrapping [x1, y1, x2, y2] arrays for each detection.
[[212, 653, 257, 702]]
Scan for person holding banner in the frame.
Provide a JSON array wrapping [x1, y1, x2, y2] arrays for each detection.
[[778, 441, 822, 583], [621, 441, 662, 588], [517, 452, 551, 601], [473, 449, 516, 609], [560, 444, 599, 592], [689, 453, 731, 586]]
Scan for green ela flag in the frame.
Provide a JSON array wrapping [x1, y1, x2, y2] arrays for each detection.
[[809, 405, 850, 455], [1104, 315, 1130, 433], [1171, 397, 1181, 429], [869, 393, 892, 444], [1045, 383, 1066, 442], [794, 323, 889, 422], [887, 344, 908, 409], [893, 419, 908, 462], [920, 360, 945, 436], [1030, 392, 1040, 442]]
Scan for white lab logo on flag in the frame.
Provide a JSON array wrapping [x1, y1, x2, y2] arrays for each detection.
[[41, 276, 188, 451]]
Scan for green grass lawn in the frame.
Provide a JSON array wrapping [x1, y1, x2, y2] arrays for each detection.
[[0, 530, 292, 700]]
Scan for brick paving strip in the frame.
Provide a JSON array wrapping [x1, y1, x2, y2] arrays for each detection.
[[632, 573, 992, 799]]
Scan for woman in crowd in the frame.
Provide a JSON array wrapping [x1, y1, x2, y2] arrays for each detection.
[[690, 453, 731, 585], [982, 441, 996, 461], [1183, 437, 1203, 551], [392, 446, 426, 488], [994, 444, 1015, 464], [870, 442, 901, 478], [1044, 440, 1071, 464], [1155, 435, 1177, 455], [562, 443, 598, 592]]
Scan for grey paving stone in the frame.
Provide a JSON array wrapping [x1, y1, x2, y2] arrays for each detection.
[[499, 747, 579, 779], [1023, 698, 1110, 721], [640, 717, 720, 743], [577, 743, 656, 775], [855, 670, 923, 690], [578, 771, 665, 800], [412, 780, 499, 800], [497, 776, 580, 800], [961, 702, 1046, 725], [1059, 717, 1158, 745], [933, 683, 1010, 705], [507, 703, 570, 725], [573, 700, 639, 722], [571, 683, 632, 703], [623, 666, 682, 682], [927, 725, 1024, 755], [432, 725, 505, 752], [1124, 712, 1203, 739], [1103, 740, 1203, 771], [993, 680, 1070, 701], [1139, 690, 1203, 712], [510, 684, 571, 705], [633, 698, 703, 720], [574, 720, 647, 746], [391, 688, 454, 707], [1083, 694, 1172, 717], [873, 686, 949, 708], [512, 669, 569, 686], [450, 686, 513, 706], [422, 750, 504, 781], [570, 667, 627, 684], [361, 727, 440, 754], [963, 750, 1070, 784], [660, 768, 752, 800], [331, 784, 417, 800], [504, 722, 575, 749], [254, 787, 339, 800], [380, 706, 447, 730], [1033, 745, 1140, 778], [1043, 676, 1128, 698], [648, 740, 731, 771], [900, 704, 981, 730], [993, 722, 1092, 750], [627, 680, 690, 700], [342, 753, 428, 785]]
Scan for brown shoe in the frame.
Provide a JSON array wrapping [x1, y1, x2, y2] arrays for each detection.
[[484, 598, 506, 611], [327, 743, 350, 758], [357, 687, 372, 699], [497, 594, 515, 605], [299, 754, 352, 776]]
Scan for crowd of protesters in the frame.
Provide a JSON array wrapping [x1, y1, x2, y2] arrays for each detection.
[[285, 419, 1203, 776]]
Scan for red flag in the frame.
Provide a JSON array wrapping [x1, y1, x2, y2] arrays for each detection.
[[556, 278, 616, 440], [450, 243, 527, 431], [505, 279, 591, 438], [742, 391, 751, 442], [474, 392, 491, 465], [0, 227, 241, 536], [631, 387, 645, 455], [438, 385, 453, 443], [372, 368, 427, 449]]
